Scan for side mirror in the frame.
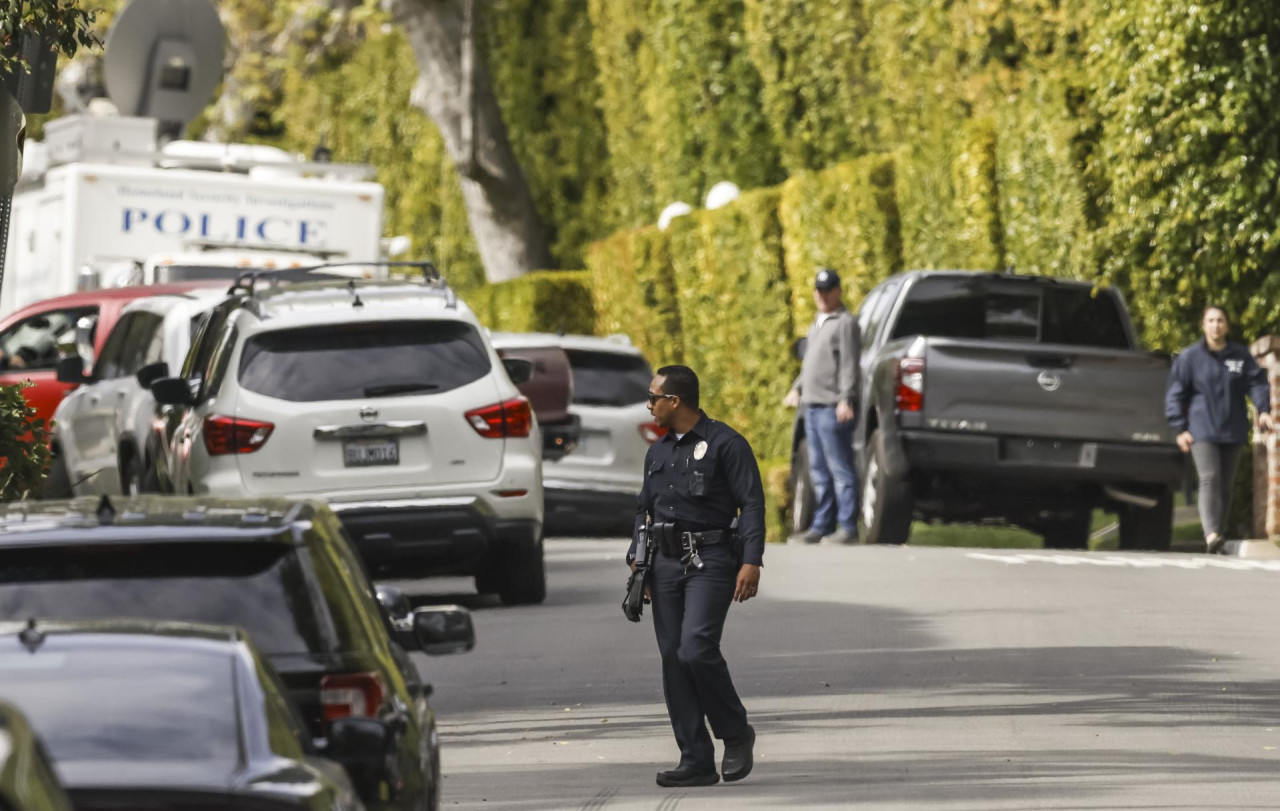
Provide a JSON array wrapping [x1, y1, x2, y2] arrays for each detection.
[[74, 316, 96, 368], [323, 716, 391, 770], [55, 355, 89, 385], [151, 377, 194, 406], [412, 605, 475, 655], [502, 357, 533, 385], [375, 584, 418, 649], [136, 361, 169, 390], [791, 336, 808, 362]]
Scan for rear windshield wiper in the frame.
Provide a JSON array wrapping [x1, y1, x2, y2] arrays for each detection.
[[363, 382, 441, 398]]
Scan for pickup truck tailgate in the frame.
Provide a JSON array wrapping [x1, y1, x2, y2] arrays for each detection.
[[921, 338, 1172, 444]]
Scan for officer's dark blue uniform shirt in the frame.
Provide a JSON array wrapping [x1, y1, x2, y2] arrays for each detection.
[[629, 411, 766, 567], [1165, 339, 1271, 444]]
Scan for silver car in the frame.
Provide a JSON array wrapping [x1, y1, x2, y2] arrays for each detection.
[[538, 334, 659, 533], [50, 288, 227, 495]]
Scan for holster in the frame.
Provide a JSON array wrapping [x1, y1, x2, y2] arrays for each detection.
[[653, 521, 680, 558]]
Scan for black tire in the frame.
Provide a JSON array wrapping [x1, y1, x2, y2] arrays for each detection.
[[858, 429, 913, 545], [496, 536, 547, 606], [1118, 489, 1173, 551], [120, 450, 158, 496], [1041, 511, 1091, 549], [789, 443, 815, 535], [43, 448, 72, 499]]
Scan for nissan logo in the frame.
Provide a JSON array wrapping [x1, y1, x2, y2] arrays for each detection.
[[1037, 371, 1062, 392], [360, 406, 379, 422]]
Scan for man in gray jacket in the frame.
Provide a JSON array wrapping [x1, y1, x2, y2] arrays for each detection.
[[784, 267, 861, 544]]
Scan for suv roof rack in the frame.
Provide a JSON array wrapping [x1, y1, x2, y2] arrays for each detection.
[[225, 261, 457, 309]]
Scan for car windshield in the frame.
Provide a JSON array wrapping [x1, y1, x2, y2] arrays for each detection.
[[0, 543, 335, 655], [565, 349, 653, 407], [239, 320, 492, 402], [889, 277, 1131, 349], [0, 643, 239, 765]]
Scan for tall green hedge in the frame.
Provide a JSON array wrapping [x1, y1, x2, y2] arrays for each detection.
[[470, 270, 597, 335], [482, 0, 614, 268], [1085, 0, 1280, 351], [668, 188, 795, 460], [586, 226, 684, 368], [646, 0, 784, 210], [741, 0, 876, 174], [778, 154, 902, 330]]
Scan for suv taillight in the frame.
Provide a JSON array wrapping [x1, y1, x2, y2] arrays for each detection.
[[638, 422, 668, 444], [465, 397, 533, 438], [320, 672, 386, 721], [895, 357, 925, 412], [203, 415, 274, 455]]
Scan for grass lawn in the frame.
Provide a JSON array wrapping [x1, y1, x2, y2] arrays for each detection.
[[909, 508, 1205, 553]]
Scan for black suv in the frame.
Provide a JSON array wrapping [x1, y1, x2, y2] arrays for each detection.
[[0, 620, 367, 810], [0, 496, 475, 811]]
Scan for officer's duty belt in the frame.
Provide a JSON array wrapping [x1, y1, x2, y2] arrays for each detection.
[[680, 529, 728, 547]]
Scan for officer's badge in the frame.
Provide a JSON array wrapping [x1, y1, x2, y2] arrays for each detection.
[[693, 441, 708, 460]]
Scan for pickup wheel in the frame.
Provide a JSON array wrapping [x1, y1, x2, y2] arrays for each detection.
[[495, 536, 547, 606], [859, 429, 913, 544], [789, 444, 815, 535], [1118, 489, 1173, 551], [1040, 512, 1091, 549]]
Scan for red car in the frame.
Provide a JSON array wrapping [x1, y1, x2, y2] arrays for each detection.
[[0, 284, 222, 431]]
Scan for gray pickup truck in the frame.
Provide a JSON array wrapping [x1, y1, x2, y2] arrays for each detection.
[[789, 270, 1185, 549]]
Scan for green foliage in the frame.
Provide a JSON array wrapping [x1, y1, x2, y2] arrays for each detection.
[[471, 270, 596, 335], [586, 0, 659, 229], [0, 383, 50, 501], [482, 0, 614, 269], [268, 24, 486, 297], [778, 154, 902, 330], [1085, 0, 1280, 351], [1, 1, 96, 73], [669, 188, 794, 460], [586, 225, 684, 369], [760, 456, 790, 544], [647, 0, 783, 210], [741, 0, 875, 174]]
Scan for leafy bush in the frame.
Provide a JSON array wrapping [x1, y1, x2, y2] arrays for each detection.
[[587, 226, 685, 368], [0, 384, 51, 501], [470, 270, 596, 335], [778, 154, 903, 330]]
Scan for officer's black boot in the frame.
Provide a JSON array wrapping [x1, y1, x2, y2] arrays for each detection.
[[721, 724, 755, 782], [656, 765, 719, 788]]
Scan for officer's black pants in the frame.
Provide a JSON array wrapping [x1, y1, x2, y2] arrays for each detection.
[[650, 543, 749, 771]]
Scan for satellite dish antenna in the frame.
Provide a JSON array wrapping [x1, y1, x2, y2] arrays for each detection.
[[103, 0, 226, 140]]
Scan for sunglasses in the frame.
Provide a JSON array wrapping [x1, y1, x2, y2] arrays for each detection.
[[647, 392, 677, 405]]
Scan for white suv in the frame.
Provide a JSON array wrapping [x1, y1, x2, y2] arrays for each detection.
[[148, 276, 546, 604], [503, 333, 659, 534], [50, 288, 228, 496]]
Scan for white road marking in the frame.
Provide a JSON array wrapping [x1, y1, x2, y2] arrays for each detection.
[[966, 551, 1280, 571]]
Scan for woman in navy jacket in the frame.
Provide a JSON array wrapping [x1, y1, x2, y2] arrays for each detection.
[[1165, 306, 1273, 553]]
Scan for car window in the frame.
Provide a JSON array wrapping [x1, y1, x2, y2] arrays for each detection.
[[201, 326, 239, 401], [0, 645, 239, 765], [889, 276, 1130, 349], [564, 349, 652, 407], [117, 312, 164, 377], [859, 279, 900, 347], [239, 320, 491, 402], [181, 300, 239, 380], [92, 312, 138, 380], [856, 287, 884, 338], [0, 542, 337, 655], [0, 307, 97, 372]]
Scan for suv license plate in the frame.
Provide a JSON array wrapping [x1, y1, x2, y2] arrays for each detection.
[[344, 438, 400, 467]]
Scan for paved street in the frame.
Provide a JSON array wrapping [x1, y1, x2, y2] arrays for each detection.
[[402, 539, 1280, 810]]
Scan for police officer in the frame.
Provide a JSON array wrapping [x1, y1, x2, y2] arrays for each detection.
[[628, 364, 764, 788]]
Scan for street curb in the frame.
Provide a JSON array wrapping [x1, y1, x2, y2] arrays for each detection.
[[1223, 540, 1280, 559]]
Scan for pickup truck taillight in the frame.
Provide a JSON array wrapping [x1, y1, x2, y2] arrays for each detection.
[[466, 397, 533, 438], [320, 672, 386, 721], [638, 422, 669, 444], [895, 357, 925, 412], [203, 415, 274, 455]]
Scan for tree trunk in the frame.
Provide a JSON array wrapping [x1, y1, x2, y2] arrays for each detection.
[[389, 0, 551, 282]]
